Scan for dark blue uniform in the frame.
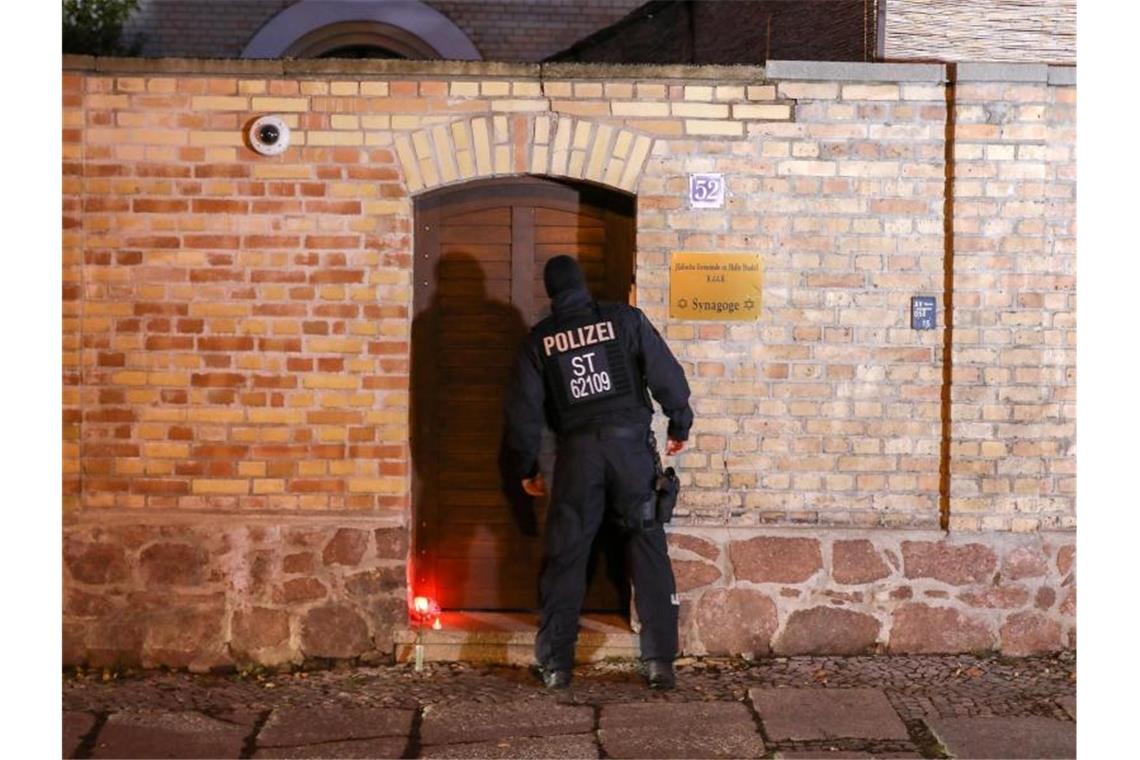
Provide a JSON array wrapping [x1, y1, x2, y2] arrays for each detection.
[[503, 260, 693, 679]]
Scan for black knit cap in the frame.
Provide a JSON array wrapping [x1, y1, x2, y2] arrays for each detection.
[[543, 255, 586, 297]]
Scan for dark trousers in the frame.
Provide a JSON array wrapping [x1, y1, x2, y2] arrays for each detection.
[[535, 429, 679, 671]]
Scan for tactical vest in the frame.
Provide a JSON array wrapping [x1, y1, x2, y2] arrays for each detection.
[[536, 303, 648, 432]]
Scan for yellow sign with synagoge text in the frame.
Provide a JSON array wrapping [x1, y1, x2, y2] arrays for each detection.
[[669, 252, 763, 321]]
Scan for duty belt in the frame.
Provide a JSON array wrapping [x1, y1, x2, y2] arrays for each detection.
[[560, 425, 647, 442]]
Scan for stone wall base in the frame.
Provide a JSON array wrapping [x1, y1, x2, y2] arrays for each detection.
[[64, 515, 1075, 670], [667, 527, 1075, 657], [63, 512, 409, 672]]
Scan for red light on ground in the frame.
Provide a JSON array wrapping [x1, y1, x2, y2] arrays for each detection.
[[410, 595, 442, 628]]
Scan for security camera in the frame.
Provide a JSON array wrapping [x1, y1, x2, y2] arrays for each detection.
[[249, 115, 290, 156]]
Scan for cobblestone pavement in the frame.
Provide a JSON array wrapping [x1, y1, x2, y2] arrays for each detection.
[[63, 652, 1075, 758]]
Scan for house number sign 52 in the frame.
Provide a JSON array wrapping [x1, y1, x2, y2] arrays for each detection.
[[689, 173, 725, 209]]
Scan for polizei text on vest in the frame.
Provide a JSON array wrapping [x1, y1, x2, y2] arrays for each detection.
[[542, 320, 616, 356]]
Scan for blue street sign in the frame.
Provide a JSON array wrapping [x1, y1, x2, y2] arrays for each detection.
[[911, 296, 936, 330]]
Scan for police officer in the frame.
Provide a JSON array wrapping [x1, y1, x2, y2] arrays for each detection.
[[503, 255, 693, 690]]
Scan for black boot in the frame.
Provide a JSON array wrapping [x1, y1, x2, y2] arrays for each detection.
[[645, 659, 675, 690], [544, 669, 572, 689], [536, 665, 572, 689]]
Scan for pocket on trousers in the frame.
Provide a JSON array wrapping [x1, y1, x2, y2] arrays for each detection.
[[617, 492, 656, 533]]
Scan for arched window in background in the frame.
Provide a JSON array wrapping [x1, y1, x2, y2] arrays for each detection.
[[242, 0, 481, 60], [284, 20, 443, 59]]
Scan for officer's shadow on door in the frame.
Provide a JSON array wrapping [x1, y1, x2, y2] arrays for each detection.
[[410, 252, 539, 610]]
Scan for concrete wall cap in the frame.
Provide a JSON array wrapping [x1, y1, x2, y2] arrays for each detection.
[[541, 62, 765, 82], [1047, 65, 1076, 86], [62, 54, 96, 70], [955, 62, 1050, 82], [766, 60, 945, 83], [65, 56, 286, 75], [61, 55, 767, 82], [282, 58, 539, 77]]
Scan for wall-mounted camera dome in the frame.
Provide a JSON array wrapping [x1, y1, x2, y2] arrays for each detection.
[[248, 115, 291, 156]]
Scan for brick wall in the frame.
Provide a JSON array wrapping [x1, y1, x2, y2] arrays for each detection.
[[641, 75, 948, 528], [64, 71, 85, 511], [946, 70, 1077, 531], [72, 73, 412, 513], [61, 57, 1076, 668]]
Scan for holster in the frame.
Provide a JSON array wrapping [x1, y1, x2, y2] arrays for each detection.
[[654, 466, 680, 523], [613, 430, 682, 533], [649, 431, 680, 525]]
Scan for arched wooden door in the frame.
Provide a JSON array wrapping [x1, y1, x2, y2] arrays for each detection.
[[412, 177, 635, 612]]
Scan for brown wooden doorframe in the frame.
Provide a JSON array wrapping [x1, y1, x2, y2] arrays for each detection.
[[411, 176, 636, 612]]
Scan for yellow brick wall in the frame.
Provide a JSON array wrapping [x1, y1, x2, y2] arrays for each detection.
[[63, 72, 85, 512], [62, 60, 1075, 533], [946, 82, 1076, 531], [636, 78, 949, 527]]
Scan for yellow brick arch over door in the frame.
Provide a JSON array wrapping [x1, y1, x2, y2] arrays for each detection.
[[392, 114, 657, 195]]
